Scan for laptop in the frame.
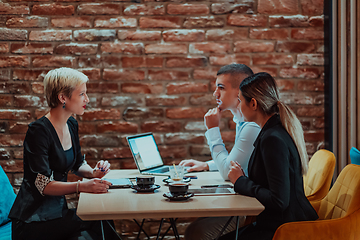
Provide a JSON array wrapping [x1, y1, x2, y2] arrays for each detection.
[[127, 132, 179, 176]]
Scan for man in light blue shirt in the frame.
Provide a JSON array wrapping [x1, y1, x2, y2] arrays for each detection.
[[204, 116, 260, 180], [180, 64, 261, 240], [180, 64, 260, 180]]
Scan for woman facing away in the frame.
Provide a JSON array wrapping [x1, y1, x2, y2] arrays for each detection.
[[220, 72, 318, 240], [9, 67, 118, 240]]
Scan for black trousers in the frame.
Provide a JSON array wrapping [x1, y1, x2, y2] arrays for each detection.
[[12, 209, 118, 240], [218, 222, 275, 240]]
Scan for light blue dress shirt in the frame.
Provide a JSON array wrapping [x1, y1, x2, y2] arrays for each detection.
[[205, 116, 261, 180]]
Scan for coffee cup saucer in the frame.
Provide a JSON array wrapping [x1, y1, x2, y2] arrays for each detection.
[[163, 192, 194, 201], [131, 184, 160, 193], [163, 177, 191, 184]]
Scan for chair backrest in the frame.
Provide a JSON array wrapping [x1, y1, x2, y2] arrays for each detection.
[[350, 147, 360, 165], [303, 149, 336, 201], [317, 164, 360, 220], [0, 165, 16, 226]]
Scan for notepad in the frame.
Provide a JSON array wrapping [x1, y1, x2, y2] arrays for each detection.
[[104, 178, 133, 188]]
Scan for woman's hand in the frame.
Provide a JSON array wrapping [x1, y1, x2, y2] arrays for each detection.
[[228, 161, 245, 184], [92, 160, 110, 178], [79, 178, 111, 194]]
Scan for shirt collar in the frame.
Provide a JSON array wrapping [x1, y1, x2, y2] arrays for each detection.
[[233, 115, 243, 125]]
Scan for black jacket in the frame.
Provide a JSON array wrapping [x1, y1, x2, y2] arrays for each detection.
[[234, 114, 318, 232], [9, 116, 84, 223]]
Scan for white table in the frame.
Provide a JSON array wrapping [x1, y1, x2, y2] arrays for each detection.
[[77, 170, 264, 239]]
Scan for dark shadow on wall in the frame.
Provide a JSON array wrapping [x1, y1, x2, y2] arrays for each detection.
[[323, 0, 333, 152]]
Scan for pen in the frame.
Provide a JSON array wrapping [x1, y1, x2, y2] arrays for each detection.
[[201, 185, 219, 188], [91, 155, 105, 173], [187, 175, 198, 179], [240, 167, 245, 176]]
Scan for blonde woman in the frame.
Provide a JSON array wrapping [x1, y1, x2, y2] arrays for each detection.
[[222, 72, 318, 240], [9, 68, 116, 240]]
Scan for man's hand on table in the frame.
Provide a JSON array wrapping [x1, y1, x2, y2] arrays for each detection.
[[179, 159, 209, 172]]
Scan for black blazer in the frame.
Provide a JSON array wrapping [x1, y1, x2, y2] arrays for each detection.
[[9, 116, 84, 223], [234, 114, 318, 232]]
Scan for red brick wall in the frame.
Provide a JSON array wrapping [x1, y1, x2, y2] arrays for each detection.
[[0, 0, 325, 238], [1, 0, 324, 187]]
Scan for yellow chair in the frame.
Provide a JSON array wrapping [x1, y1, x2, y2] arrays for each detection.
[[303, 149, 336, 201], [272, 164, 360, 240], [244, 149, 336, 227]]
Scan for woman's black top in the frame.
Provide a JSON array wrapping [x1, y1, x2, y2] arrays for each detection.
[[64, 147, 74, 169], [234, 114, 318, 232], [9, 116, 85, 223]]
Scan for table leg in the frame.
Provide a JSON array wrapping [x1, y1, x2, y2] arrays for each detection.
[[235, 216, 240, 240], [134, 219, 150, 240], [169, 218, 180, 240], [100, 220, 105, 240], [105, 220, 123, 240], [156, 218, 165, 240], [160, 222, 172, 240], [159, 218, 178, 240], [214, 216, 234, 240]]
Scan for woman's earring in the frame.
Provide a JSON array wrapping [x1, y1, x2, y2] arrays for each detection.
[[63, 102, 66, 109]]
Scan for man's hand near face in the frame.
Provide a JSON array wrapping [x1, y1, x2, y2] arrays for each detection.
[[204, 107, 222, 129]]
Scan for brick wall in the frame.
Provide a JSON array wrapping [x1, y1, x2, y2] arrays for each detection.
[[1, 0, 324, 238]]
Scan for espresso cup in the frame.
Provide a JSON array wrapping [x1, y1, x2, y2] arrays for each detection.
[[136, 176, 155, 188], [169, 182, 189, 196]]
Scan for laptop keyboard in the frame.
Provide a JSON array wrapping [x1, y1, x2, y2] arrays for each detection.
[[148, 167, 169, 173]]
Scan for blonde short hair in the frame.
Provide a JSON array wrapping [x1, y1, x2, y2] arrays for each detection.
[[44, 67, 89, 108]]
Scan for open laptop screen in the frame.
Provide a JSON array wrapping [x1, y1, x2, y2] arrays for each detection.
[[127, 133, 164, 170]]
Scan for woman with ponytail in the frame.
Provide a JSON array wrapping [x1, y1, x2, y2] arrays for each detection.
[[220, 72, 318, 240]]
